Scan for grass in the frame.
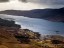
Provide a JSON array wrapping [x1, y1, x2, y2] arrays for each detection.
[[0, 40, 64, 48]]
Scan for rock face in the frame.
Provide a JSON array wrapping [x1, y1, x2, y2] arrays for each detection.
[[0, 7, 64, 22]]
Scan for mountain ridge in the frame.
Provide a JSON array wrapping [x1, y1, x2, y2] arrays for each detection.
[[0, 7, 64, 22]]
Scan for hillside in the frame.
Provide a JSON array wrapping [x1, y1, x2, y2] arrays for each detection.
[[0, 18, 64, 48], [0, 18, 41, 48], [0, 7, 64, 22], [0, 18, 21, 48]]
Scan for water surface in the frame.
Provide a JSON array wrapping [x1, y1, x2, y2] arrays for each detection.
[[0, 14, 64, 35]]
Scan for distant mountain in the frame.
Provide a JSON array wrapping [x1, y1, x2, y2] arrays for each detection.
[[0, 7, 64, 22]]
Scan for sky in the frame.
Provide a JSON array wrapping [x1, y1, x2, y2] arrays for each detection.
[[0, 0, 64, 11]]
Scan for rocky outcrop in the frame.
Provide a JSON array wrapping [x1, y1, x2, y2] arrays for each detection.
[[15, 29, 41, 43]]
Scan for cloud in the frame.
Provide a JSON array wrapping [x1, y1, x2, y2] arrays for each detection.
[[0, 0, 9, 2], [18, 0, 64, 9], [19, 0, 27, 2], [0, 0, 64, 11], [19, 0, 64, 6], [25, 0, 64, 5]]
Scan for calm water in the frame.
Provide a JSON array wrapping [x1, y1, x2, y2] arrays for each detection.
[[0, 14, 64, 35]]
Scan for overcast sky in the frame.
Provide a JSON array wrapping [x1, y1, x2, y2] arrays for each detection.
[[0, 0, 64, 11]]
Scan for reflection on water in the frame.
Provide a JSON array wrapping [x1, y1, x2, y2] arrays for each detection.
[[0, 14, 64, 35]]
